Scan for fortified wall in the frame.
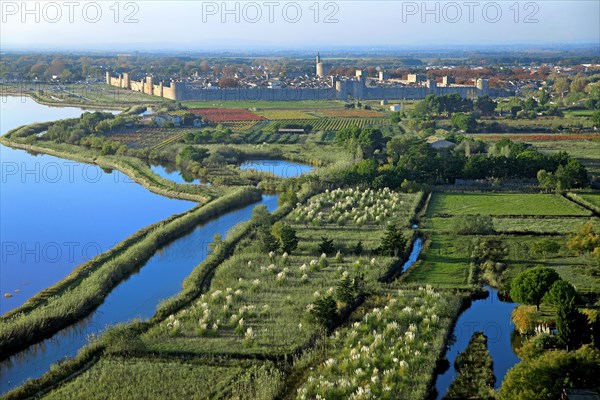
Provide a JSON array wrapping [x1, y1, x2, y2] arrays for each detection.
[[106, 71, 504, 102]]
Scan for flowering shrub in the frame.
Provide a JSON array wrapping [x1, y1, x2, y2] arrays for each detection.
[[290, 187, 419, 227], [297, 287, 457, 400]]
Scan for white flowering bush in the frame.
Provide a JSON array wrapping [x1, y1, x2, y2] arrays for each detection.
[[147, 189, 412, 355], [296, 287, 457, 400], [290, 187, 419, 227]]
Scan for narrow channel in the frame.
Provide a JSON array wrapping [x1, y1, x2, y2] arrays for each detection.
[[0, 195, 280, 394], [401, 237, 424, 273], [434, 286, 520, 399]]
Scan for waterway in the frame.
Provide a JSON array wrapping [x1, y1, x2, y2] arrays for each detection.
[[0, 96, 195, 314]]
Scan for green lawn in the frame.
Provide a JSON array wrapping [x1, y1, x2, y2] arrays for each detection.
[[427, 193, 590, 217], [404, 235, 472, 287]]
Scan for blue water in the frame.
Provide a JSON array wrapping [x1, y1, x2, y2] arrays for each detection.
[[402, 237, 424, 273], [239, 159, 313, 178], [0, 96, 195, 315], [435, 286, 520, 398], [150, 163, 206, 185], [0, 195, 279, 394]]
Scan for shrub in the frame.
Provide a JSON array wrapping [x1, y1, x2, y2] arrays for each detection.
[[450, 214, 494, 235], [498, 346, 600, 400], [512, 305, 540, 335], [445, 332, 495, 400]]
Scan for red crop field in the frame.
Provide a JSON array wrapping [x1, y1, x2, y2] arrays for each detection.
[[475, 134, 600, 141], [188, 108, 266, 122]]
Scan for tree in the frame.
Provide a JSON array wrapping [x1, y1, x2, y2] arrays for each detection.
[[592, 110, 600, 128], [510, 267, 561, 310], [556, 297, 590, 350], [259, 227, 280, 253], [531, 238, 561, 260], [218, 77, 238, 88], [543, 280, 577, 307], [251, 205, 272, 229], [309, 295, 338, 330], [279, 185, 299, 206], [352, 240, 363, 256], [498, 346, 600, 400], [272, 222, 298, 254], [567, 222, 600, 256], [318, 236, 335, 256], [208, 233, 223, 251], [475, 95, 497, 116], [335, 272, 364, 306], [555, 159, 588, 189], [379, 224, 406, 257], [472, 237, 508, 263], [537, 169, 558, 191], [177, 146, 209, 164], [451, 113, 478, 132], [553, 76, 570, 98]]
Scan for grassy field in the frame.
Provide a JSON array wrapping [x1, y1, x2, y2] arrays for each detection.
[[427, 193, 590, 216], [141, 188, 422, 357], [577, 193, 600, 209], [42, 358, 282, 400], [406, 233, 600, 294], [425, 216, 599, 234], [295, 288, 461, 400], [409, 192, 600, 295], [404, 235, 472, 287], [530, 140, 600, 181], [255, 110, 319, 120]]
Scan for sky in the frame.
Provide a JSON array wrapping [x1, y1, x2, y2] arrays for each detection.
[[1, 1, 599, 51]]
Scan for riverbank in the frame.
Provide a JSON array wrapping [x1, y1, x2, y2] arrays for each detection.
[[0, 87, 160, 111], [0, 137, 216, 203], [0, 187, 262, 360]]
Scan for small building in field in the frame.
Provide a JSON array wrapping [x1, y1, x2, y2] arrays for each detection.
[[427, 137, 456, 150], [390, 104, 401, 111]]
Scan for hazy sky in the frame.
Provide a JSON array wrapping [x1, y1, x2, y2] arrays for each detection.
[[1, 1, 599, 51]]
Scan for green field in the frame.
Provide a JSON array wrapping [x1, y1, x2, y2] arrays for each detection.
[[531, 140, 600, 181], [409, 192, 599, 293], [404, 235, 472, 287], [296, 289, 461, 400], [427, 193, 590, 216], [139, 188, 421, 357], [42, 358, 282, 400], [425, 216, 599, 234], [578, 193, 600, 209], [406, 233, 600, 293]]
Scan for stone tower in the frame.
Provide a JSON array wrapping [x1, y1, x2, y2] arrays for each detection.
[[316, 52, 324, 78], [476, 78, 490, 96]]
